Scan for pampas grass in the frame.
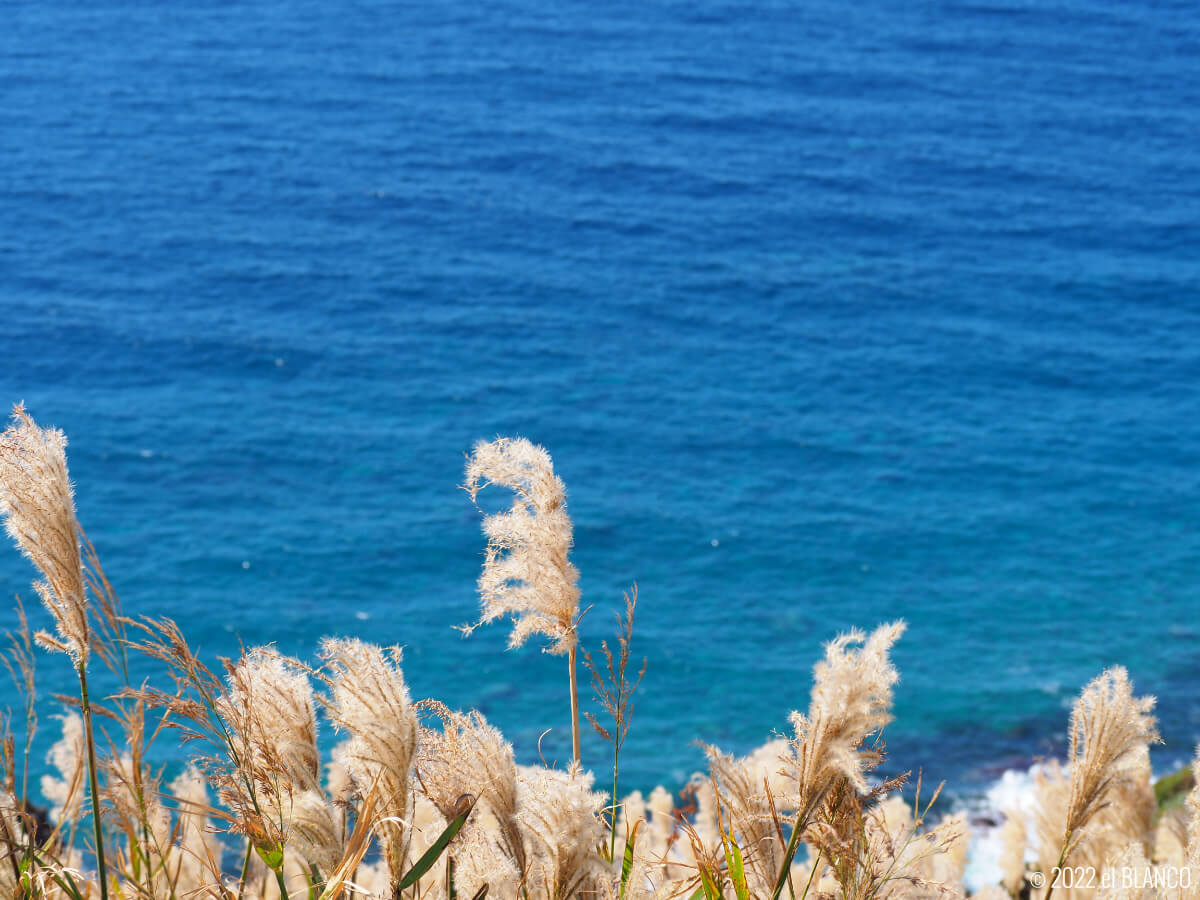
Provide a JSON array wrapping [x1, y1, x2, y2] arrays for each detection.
[[318, 638, 419, 896], [462, 437, 584, 764], [1040, 667, 1159, 900], [2, 411, 1199, 900], [0, 406, 109, 899]]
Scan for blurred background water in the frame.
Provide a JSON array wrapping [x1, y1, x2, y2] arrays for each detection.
[[1, 0, 1199, 806]]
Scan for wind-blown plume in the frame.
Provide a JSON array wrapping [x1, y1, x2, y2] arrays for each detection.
[[462, 436, 581, 653], [1061, 668, 1158, 862], [0, 405, 89, 664], [417, 702, 526, 876], [319, 638, 418, 888], [785, 621, 906, 814], [464, 436, 585, 761], [220, 648, 322, 794], [216, 646, 343, 882]]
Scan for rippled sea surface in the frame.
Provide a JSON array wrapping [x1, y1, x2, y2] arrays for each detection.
[[2, 0, 1199, 802]]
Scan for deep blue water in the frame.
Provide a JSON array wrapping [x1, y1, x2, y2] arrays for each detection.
[[2, 0, 1199, 805]]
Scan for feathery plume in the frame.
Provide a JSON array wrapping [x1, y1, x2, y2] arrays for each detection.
[[1037, 668, 1158, 900], [220, 648, 321, 795], [212, 644, 340, 899], [288, 789, 342, 876], [0, 406, 110, 899], [417, 701, 526, 875], [0, 405, 89, 664], [518, 763, 606, 900], [786, 621, 906, 813], [319, 638, 418, 888], [462, 436, 581, 653], [453, 825, 523, 900], [1062, 669, 1158, 860], [463, 436, 585, 762]]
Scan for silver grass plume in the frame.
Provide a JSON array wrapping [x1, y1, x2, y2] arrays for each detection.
[[0, 405, 89, 664], [417, 702, 526, 876], [288, 789, 342, 876], [462, 437, 581, 654], [1060, 668, 1159, 862], [517, 763, 606, 900], [463, 436, 585, 762], [319, 638, 418, 888], [218, 647, 341, 874], [221, 648, 322, 794], [784, 621, 906, 818], [452, 826, 523, 900]]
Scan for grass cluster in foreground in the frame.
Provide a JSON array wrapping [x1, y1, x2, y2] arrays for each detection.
[[0, 405, 1197, 900]]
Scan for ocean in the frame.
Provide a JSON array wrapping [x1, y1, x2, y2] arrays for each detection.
[[1, 0, 1199, 816]]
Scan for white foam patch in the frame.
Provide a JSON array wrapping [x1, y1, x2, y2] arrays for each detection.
[[962, 765, 1043, 893]]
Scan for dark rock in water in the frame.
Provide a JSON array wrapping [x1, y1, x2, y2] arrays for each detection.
[[17, 799, 53, 847]]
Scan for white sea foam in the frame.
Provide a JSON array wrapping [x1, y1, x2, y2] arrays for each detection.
[[962, 764, 1046, 893], [962, 760, 1181, 892]]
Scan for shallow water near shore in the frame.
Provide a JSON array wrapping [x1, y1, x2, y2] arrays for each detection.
[[2, 0, 1200, 814]]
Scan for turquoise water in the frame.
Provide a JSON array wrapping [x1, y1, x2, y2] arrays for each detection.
[[2, 0, 1199, 803]]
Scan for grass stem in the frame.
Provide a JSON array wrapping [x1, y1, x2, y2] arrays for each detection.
[[77, 664, 109, 900], [569, 645, 581, 765]]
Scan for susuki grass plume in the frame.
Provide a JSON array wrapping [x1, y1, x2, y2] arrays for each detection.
[[416, 701, 527, 880], [462, 437, 585, 764], [769, 622, 906, 898], [0, 405, 109, 899], [319, 637, 419, 895], [0, 405, 89, 665], [1041, 667, 1159, 900]]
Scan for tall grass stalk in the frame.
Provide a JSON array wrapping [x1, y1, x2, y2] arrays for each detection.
[[77, 663, 109, 900], [583, 587, 645, 862], [462, 437, 585, 765]]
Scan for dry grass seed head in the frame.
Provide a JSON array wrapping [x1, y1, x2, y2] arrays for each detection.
[[417, 701, 526, 875], [463, 437, 581, 654], [319, 638, 418, 886], [0, 405, 89, 665], [784, 621, 906, 823], [517, 763, 606, 900], [1064, 667, 1159, 854]]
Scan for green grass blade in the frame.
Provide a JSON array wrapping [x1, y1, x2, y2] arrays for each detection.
[[722, 832, 749, 900], [397, 795, 476, 892], [619, 819, 641, 900]]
